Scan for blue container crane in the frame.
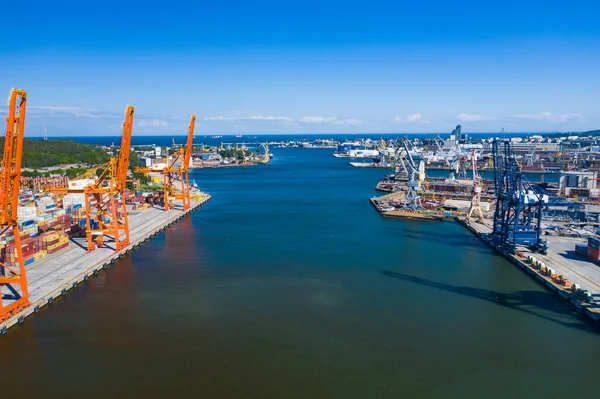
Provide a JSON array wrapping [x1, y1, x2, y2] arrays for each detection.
[[490, 140, 548, 254]]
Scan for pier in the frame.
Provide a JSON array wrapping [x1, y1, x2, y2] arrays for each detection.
[[456, 217, 600, 323], [0, 196, 211, 334]]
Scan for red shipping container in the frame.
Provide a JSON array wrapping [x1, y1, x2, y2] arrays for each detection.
[[587, 246, 600, 262]]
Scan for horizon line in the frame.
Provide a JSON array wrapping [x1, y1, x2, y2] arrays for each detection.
[[24, 131, 596, 138]]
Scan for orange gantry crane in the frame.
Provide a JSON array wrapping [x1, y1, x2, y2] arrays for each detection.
[[136, 114, 195, 211], [54, 105, 134, 252], [0, 89, 30, 320]]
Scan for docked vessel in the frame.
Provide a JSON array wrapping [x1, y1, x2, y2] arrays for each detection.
[[380, 210, 444, 222], [349, 162, 388, 168]]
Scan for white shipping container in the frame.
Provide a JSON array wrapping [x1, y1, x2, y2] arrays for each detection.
[[17, 206, 37, 221], [63, 193, 86, 209], [36, 196, 55, 212]]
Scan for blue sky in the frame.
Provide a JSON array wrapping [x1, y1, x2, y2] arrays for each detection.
[[2, 0, 599, 136]]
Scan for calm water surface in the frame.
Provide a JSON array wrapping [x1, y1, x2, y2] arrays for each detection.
[[0, 148, 598, 398]]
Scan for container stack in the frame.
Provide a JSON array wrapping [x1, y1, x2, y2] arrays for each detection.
[[0, 192, 81, 268], [17, 219, 38, 237], [63, 193, 85, 214], [36, 196, 55, 212], [586, 236, 600, 263], [71, 206, 86, 225], [40, 231, 69, 255], [17, 205, 37, 220], [0, 230, 70, 268]]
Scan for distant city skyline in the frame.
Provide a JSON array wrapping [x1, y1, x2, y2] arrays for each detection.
[[2, 0, 599, 136]]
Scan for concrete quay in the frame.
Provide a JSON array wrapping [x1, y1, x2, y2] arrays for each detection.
[[457, 217, 600, 322], [1, 196, 211, 334]]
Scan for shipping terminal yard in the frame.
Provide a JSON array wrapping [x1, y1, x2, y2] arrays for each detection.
[[0, 89, 210, 331]]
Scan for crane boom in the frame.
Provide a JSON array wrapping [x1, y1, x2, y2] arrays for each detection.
[[116, 105, 134, 191], [0, 89, 26, 225], [182, 115, 195, 172], [402, 140, 418, 172]]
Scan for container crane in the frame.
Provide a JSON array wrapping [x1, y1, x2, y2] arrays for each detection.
[[0, 89, 30, 320], [53, 105, 134, 252], [401, 140, 425, 209], [136, 115, 196, 211], [490, 140, 548, 254], [467, 149, 484, 224]]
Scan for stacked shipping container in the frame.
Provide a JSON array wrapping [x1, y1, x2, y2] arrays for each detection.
[[587, 236, 600, 262], [0, 191, 76, 270]]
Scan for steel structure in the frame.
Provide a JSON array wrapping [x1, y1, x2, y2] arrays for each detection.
[[491, 140, 548, 254], [467, 150, 484, 224], [399, 140, 423, 209], [54, 105, 134, 252], [0, 89, 30, 320], [137, 115, 195, 211]]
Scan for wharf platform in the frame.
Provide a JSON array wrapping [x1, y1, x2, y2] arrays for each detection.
[[370, 195, 446, 221], [1, 196, 211, 334], [457, 217, 600, 322]]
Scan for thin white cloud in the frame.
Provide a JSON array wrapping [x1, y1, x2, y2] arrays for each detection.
[[299, 116, 362, 125], [246, 116, 293, 122], [203, 115, 293, 122], [457, 113, 494, 122], [300, 116, 336, 124], [26, 104, 121, 119], [512, 112, 584, 123], [137, 118, 169, 128], [393, 114, 429, 124]]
